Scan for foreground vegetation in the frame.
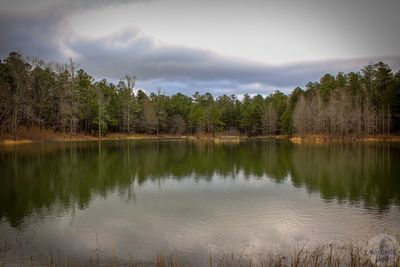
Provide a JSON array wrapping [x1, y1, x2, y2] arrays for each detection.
[[1, 241, 399, 266], [1, 52, 400, 140]]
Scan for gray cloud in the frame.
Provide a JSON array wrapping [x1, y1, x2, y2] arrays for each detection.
[[0, 8, 66, 61], [1, 0, 399, 96], [0, 0, 148, 60], [0, 0, 149, 12], [68, 28, 400, 94]]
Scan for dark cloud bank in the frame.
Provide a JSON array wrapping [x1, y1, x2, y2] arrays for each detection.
[[1, 0, 399, 95]]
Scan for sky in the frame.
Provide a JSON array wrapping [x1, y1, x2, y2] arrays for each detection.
[[0, 0, 400, 95]]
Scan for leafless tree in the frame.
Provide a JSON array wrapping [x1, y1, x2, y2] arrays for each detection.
[[170, 114, 186, 135], [143, 101, 157, 134], [261, 103, 278, 135], [122, 74, 136, 134]]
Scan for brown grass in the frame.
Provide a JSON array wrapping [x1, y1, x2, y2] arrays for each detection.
[[1, 127, 400, 146], [1, 242, 398, 267], [0, 127, 188, 146], [290, 134, 400, 144]]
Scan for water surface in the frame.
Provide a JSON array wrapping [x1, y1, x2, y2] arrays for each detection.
[[0, 140, 399, 264]]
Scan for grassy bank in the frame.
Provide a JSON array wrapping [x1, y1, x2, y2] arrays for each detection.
[[0, 127, 247, 145], [289, 134, 400, 144], [1, 127, 400, 146], [0, 127, 187, 146]]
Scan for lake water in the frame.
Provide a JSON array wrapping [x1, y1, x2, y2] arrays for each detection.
[[0, 140, 399, 264]]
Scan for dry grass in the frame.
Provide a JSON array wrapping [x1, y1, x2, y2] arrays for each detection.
[[2, 127, 400, 146], [290, 134, 400, 144], [1, 139, 32, 145], [0, 127, 187, 146], [1, 242, 399, 267]]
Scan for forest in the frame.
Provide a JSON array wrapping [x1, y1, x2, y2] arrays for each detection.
[[1, 52, 400, 139]]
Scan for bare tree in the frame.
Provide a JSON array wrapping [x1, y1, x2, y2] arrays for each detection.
[[261, 103, 278, 135], [3, 53, 32, 139], [143, 101, 157, 134], [68, 58, 79, 138], [96, 84, 103, 138], [293, 95, 307, 136], [170, 114, 186, 135], [122, 74, 136, 135]]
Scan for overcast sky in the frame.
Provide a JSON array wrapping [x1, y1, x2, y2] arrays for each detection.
[[1, 0, 399, 95]]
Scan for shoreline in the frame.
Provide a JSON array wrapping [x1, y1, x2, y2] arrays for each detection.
[[1, 128, 400, 146], [289, 134, 400, 144]]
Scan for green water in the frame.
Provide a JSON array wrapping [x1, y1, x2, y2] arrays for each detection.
[[0, 140, 399, 263]]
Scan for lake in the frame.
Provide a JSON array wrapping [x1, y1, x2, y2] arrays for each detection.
[[0, 140, 399, 265]]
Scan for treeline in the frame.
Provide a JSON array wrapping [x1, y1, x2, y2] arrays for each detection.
[[1, 52, 400, 139]]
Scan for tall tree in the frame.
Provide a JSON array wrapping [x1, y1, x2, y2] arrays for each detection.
[[2, 52, 33, 139], [261, 103, 278, 135]]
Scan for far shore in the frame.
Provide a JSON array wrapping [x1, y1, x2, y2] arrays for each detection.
[[1, 128, 400, 146], [289, 134, 400, 144]]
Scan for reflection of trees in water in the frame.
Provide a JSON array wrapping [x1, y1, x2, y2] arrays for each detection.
[[0, 140, 399, 226], [290, 143, 400, 211]]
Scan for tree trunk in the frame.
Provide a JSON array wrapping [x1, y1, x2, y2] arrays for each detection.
[[98, 96, 101, 139], [12, 106, 18, 140]]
